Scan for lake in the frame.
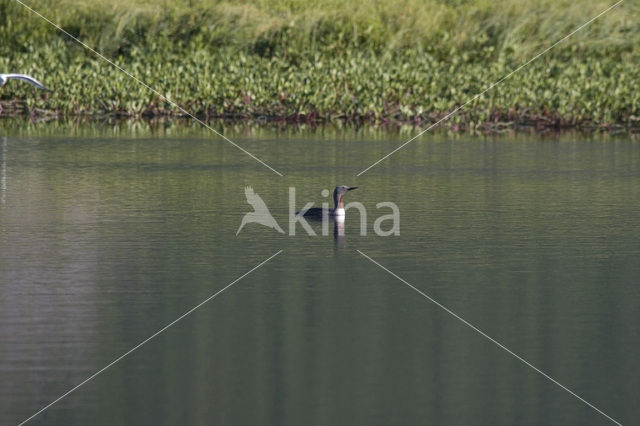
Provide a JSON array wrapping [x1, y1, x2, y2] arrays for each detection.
[[1, 126, 639, 425]]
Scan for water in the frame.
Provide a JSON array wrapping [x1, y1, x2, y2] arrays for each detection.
[[1, 129, 639, 425]]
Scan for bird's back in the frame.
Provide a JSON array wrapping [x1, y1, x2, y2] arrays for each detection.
[[298, 207, 333, 217]]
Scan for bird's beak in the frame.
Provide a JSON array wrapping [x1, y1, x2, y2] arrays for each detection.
[[348, 187, 358, 191]]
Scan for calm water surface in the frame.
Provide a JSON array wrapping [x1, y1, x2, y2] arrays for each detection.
[[0, 130, 639, 425]]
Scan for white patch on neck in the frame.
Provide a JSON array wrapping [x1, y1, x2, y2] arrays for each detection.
[[334, 208, 345, 216]]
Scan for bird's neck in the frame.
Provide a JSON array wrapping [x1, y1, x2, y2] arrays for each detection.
[[333, 195, 345, 215]]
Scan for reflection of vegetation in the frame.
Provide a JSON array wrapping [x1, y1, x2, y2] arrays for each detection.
[[3, 116, 637, 142], [1, 0, 638, 128]]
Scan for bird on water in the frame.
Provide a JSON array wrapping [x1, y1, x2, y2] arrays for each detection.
[[0, 74, 52, 91], [297, 185, 358, 217]]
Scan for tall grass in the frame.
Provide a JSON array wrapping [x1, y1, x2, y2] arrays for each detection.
[[1, 0, 638, 126], [6, 0, 636, 57]]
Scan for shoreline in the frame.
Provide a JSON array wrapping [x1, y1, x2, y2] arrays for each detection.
[[2, 100, 638, 133], [3, 0, 637, 137]]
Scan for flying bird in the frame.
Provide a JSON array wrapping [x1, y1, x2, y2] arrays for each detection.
[[236, 186, 285, 235], [0, 74, 52, 91]]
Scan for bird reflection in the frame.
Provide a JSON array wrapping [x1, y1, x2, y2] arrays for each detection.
[[303, 214, 347, 248], [333, 215, 346, 249]]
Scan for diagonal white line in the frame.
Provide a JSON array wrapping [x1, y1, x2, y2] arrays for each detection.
[[18, 250, 284, 426], [13, 0, 284, 177], [357, 249, 623, 426], [356, 0, 624, 176]]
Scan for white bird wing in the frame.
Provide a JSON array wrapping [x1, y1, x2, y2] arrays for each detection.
[[245, 187, 270, 211], [0, 74, 51, 91]]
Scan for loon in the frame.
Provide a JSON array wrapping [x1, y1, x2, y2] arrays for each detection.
[[0, 74, 52, 91], [298, 185, 358, 217]]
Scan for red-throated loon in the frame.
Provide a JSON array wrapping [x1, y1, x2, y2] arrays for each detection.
[[297, 185, 358, 217]]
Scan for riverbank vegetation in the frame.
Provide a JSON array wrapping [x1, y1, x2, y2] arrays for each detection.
[[1, 0, 638, 129]]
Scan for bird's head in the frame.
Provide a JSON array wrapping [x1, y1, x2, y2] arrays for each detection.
[[333, 185, 357, 204]]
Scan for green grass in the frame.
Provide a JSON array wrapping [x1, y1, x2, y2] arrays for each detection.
[[1, 0, 639, 128]]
